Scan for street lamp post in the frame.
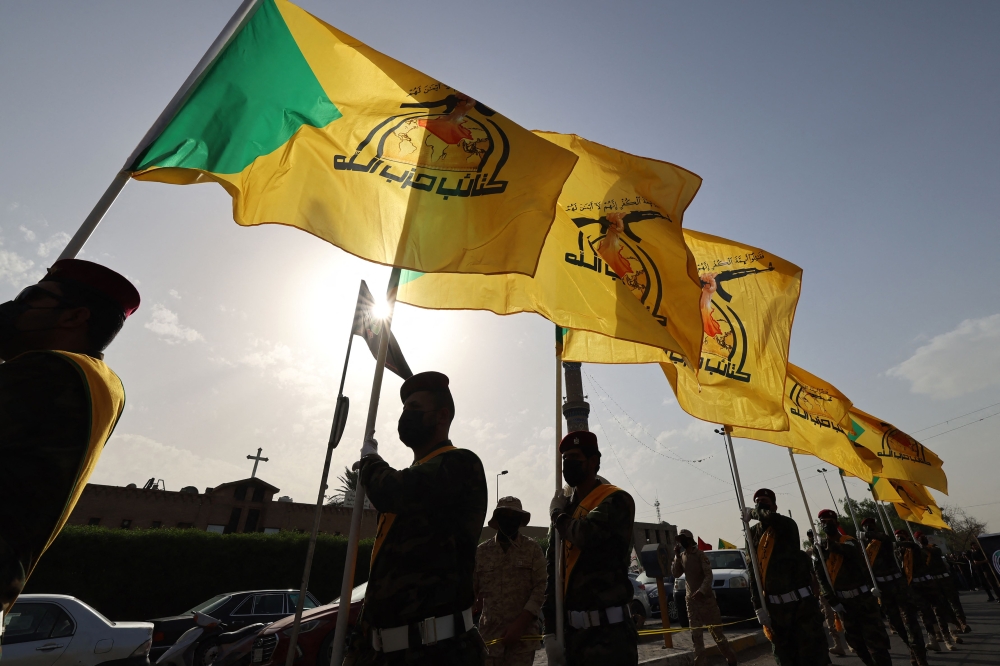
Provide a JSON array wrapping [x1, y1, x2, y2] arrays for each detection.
[[496, 470, 508, 502], [816, 468, 840, 516]]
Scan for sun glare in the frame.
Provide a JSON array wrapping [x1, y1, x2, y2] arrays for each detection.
[[372, 297, 392, 320]]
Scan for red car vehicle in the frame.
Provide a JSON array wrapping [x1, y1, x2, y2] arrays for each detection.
[[250, 584, 366, 666]]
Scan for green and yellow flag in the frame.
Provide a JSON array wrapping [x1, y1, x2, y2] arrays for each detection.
[[731, 364, 881, 482], [562, 230, 802, 430], [718, 538, 737, 550], [847, 409, 947, 494], [131, 0, 577, 275], [398, 133, 705, 362]]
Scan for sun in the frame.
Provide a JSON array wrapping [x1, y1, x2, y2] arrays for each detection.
[[371, 297, 392, 320]]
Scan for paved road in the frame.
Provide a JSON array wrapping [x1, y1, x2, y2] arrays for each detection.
[[737, 591, 1000, 666]]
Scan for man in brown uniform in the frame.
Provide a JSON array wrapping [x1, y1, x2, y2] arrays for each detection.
[[474, 497, 546, 666], [671, 529, 737, 666]]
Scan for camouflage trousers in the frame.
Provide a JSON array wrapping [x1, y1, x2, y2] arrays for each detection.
[[938, 576, 967, 626], [912, 580, 957, 636], [764, 596, 830, 666], [344, 627, 486, 666], [879, 578, 927, 664], [686, 595, 736, 666], [564, 621, 638, 666], [837, 592, 891, 666]]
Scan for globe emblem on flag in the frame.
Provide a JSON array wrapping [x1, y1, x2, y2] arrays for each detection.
[[881, 427, 928, 464], [790, 381, 838, 420]]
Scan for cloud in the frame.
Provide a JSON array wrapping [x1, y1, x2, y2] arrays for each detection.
[[0, 249, 39, 286], [168, 289, 181, 300], [91, 432, 247, 491], [144, 303, 204, 344], [18, 226, 35, 242], [888, 314, 1000, 399], [36, 232, 69, 258]]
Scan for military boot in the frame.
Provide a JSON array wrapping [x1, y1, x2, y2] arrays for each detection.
[[936, 626, 957, 651], [924, 632, 941, 652], [948, 626, 963, 644], [829, 629, 848, 656]]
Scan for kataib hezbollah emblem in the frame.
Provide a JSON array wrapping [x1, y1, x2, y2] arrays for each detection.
[[696, 263, 774, 368]]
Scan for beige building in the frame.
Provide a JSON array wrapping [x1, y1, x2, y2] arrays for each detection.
[[68, 476, 378, 537]]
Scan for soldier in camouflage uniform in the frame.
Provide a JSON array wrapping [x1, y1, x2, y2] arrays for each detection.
[[671, 529, 737, 666], [473, 496, 546, 666], [542, 431, 637, 666], [346, 372, 488, 666], [812, 509, 891, 666], [743, 489, 829, 666], [917, 532, 970, 635], [894, 530, 957, 652], [858, 518, 928, 666]]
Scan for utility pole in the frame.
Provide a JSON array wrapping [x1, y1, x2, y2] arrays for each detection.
[[247, 447, 269, 478], [655, 498, 661, 524], [562, 362, 591, 432], [816, 468, 839, 516]]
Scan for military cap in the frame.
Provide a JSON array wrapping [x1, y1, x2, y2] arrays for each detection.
[[753, 488, 776, 503], [488, 496, 530, 528], [913, 531, 925, 540], [559, 431, 600, 457], [679, 529, 694, 539], [860, 517, 878, 529], [894, 529, 910, 539], [45, 259, 140, 317], [818, 509, 838, 521]]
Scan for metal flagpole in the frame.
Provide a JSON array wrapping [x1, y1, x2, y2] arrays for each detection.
[[329, 268, 402, 666], [57, 0, 263, 260], [871, 491, 892, 533], [284, 286, 361, 666], [837, 472, 880, 598], [721, 427, 770, 628], [788, 450, 836, 593], [553, 326, 566, 650]]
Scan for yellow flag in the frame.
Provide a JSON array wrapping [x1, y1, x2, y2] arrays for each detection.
[[398, 133, 705, 362], [562, 230, 802, 430], [731, 364, 882, 482], [847, 409, 947, 494], [871, 478, 950, 529], [131, 0, 577, 275]]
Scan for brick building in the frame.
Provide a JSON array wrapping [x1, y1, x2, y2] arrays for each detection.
[[68, 476, 378, 537]]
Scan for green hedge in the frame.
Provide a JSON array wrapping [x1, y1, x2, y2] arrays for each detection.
[[23, 526, 373, 621]]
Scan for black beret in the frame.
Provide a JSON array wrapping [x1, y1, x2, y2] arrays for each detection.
[[753, 488, 776, 503], [560, 431, 600, 457], [400, 371, 450, 402]]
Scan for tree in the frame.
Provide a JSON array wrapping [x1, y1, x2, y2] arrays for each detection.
[[326, 467, 359, 506], [938, 505, 987, 553]]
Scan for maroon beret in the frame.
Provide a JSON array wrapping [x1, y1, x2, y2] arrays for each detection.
[[559, 431, 600, 457], [44, 259, 140, 317], [894, 529, 909, 538], [913, 531, 925, 540], [400, 371, 450, 402], [860, 517, 878, 528], [818, 509, 838, 521], [753, 488, 776, 503]]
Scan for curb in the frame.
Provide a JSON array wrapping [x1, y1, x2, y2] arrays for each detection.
[[638, 629, 766, 666]]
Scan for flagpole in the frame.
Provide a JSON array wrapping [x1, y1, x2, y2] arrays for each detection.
[[837, 472, 880, 598], [284, 285, 361, 666], [553, 325, 566, 650], [57, 0, 263, 260], [870, 490, 892, 533], [330, 268, 401, 666], [720, 427, 770, 629], [788, 450, 836, 593]]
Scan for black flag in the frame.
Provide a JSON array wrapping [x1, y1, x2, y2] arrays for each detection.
[[352, 281, 413, 380]]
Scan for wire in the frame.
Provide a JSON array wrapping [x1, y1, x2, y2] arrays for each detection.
[[922, 410, 1000, 440], [912, 401, 1000, 433], [587, 395, 654, 507]]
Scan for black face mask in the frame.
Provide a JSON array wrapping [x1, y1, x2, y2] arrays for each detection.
[[494, 515, 521, 541], [0, 300, 31, 346], [398, 410, 435, 449], [562, 459, 588, 487], [678, 537, 695, 550], [822, 522, 839, 536]]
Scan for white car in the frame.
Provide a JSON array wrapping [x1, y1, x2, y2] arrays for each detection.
[[1, 594, 153, 666]]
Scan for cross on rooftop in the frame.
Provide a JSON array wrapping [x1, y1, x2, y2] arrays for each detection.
[[247, 447, 269, 478]]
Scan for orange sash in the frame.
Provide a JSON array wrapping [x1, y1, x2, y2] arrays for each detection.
[[37, 352, 124, 566], [370, 445, 457, 567], [901, 549, 913, 583], [865, 540, 882, 567], [825, 534, 854, 587], [562, 484, 621, 594], [756, 527, 776, 592]]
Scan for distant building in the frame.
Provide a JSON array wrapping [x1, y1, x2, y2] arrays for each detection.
[[68, 477, 378, 537]]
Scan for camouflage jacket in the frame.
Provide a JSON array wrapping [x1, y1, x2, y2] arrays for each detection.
[[359, 441, 487, 628], [746, 508, 813, 608], [862, 530, 903, 578], [671, 547, 715, 598], [474, 533, 546, 653], [541, 483, 635, 633], [0, 352, 94, 612], [814, 533, 870, 592]]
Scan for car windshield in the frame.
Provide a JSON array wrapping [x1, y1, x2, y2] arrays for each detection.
[[706, 551, 746, 570], [333, 582, 367, 605], [187, 595, 231, 615]]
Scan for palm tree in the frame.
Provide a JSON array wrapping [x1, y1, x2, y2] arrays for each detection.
[[326, 467, 358, 506]]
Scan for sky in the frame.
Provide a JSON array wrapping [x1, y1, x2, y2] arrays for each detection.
[[2, 1, 999, 545]]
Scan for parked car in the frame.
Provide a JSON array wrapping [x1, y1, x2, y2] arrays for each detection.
[[150, 591, 320, 661], [251, 583, 367, 666], [627, 573, 653, 628], [1, 594, 152, 666], [634, 572, 675, 621], [673, 549, 753, 627]]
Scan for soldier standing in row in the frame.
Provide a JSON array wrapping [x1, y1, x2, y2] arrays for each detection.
[[542, 431, 637, 666], [858, 517, 928, 666], [348, 372, 488, 665], [474, 496, 546, 666], [894, 530, 958, 652], [743, 488, 829, 666], [917, 532, 970, 635], [671, 529, 737, 666], [812, 509, 891, 666]]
